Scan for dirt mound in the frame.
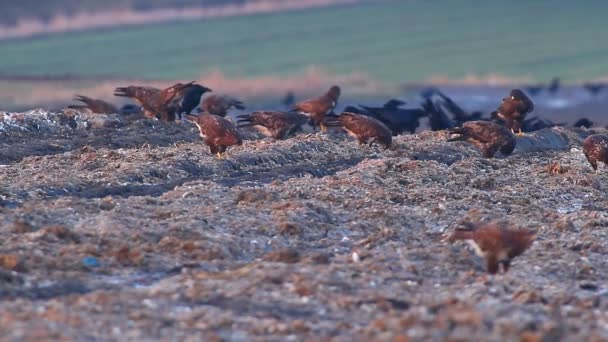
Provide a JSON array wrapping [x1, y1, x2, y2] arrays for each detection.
[[0, 110, 607, 340]]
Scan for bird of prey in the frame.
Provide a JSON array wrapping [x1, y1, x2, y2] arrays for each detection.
[[448, 222, 535, 274], [493, 89, 534, 134], [200, 94, 245, 117], [583, 82, 606, 96], [170, 83, 212, 120], [186, 113, 242, 158], [291, 85, 341, 130], [114, 82, 193, 122], [583, 134, 608, 171], [324, 112, 392, 149], [236, 111, 310, 140], [68, 95, 119, 114], [447, 121, 516, 158], [574, 118, 594, 129], [356, 99, 427, 135]]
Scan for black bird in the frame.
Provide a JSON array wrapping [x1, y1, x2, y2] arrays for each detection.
[[574, 118, 594, 129], [547, 78, 560, 94], [520, 116, 562, 132], [282, 91, 296, 108], [355, 99, 426, 135], [421, 98, 455, 131], [172, 84, 212, 119], [342, 105, 370, 116], [435, 91, 484, 125], [583, 82, 606, 96], [420, 87, 439, 99], [524, 84, 543, 97]]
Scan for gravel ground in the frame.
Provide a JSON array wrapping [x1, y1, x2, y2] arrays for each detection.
[[0, 110, 607, 341]]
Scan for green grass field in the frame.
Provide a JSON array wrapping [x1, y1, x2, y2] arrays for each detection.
[[0, 0, 607, 84]]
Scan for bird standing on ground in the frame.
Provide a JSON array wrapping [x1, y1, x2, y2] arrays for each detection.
[[357, 99, 427, 135], [493, 89, 534, 134], [282, 91, 296, 109], [447, 121, 516, 158], [114, 82, 193, 122], [200, 94, 245, 117], [186, 113, 242, 158], [68, 95, 119, 114], [574, 118, 594, 129], [291, 85, 341, 131], [547, 77, 560, 94], [323, 112, 392, 149], [236, 111, 310, 140], [583, 82, 606, 96], [583, 134, 608, 171], [171, 84, 212, 120], [448, 222, 536, 274]]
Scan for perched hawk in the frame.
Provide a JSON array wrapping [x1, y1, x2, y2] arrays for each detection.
[[493, 89, 534, 134], [114, 82, 193, 122], [236, 111, 310, 140], [291, 85, 341, 130], [448, 121, 516, 158], [449, 222, 535, 274], [583, 134, 608, 171], [68, 95, 119, 114], [186, 113, 242, 158], [200, 94, 245, 117], [324, 112, 392, 149]]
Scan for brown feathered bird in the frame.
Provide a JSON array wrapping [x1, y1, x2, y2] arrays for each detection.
[[449, 222, 536, 274], [186, 113, 242, 158], [583, 134, 608, 171], [200, 94, 245, 117], [447, 121, 516, 158], [494, 89, 534, 134], [236, 111, 310, 140], [114, 82, 193, 122], [292, 85, 341, 130], [68, 95, 119, 114], [324, 112, 392, 149]]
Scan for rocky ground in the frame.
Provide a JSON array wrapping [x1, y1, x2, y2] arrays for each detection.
[[0, 110, 607, 341]]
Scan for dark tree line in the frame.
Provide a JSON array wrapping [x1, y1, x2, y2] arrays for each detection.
[[0, 0, 247, 27]]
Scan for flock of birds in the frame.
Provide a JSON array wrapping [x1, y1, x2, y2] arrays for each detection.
[[64, 80, 608, 275]]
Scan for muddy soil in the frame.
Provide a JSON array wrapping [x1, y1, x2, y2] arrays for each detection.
[[0, 110, 607, 341]]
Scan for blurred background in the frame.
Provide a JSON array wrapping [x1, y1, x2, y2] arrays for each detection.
[[0, 0, 607, 123]]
